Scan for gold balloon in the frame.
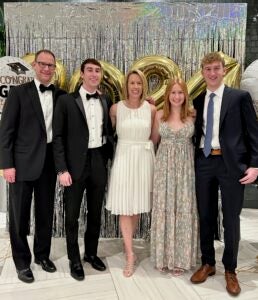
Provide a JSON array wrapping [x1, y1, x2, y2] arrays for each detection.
[[21, 53, 68, 90], [130, 55, 182, 109], [68, 69, 81, 93], [69, 61, 124, 103], [99, 61, 124, 103], [187, 51, 241, 102]]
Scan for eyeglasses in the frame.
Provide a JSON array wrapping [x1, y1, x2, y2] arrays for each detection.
[[36, 61, 56, 70]]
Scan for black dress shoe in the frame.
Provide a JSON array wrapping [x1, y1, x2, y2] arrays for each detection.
[[35, 258, 56, 273], [70, 261, 85, 281], [17, 268, 34, 283], [83, 255, 106, 271]]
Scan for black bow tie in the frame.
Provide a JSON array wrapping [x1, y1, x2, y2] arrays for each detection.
[[86, 92, 99, 100], [39, 84, 55, 93]]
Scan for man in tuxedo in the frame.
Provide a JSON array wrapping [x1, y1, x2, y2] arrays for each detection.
[[52, 58, 114, 281], [190, 52, 258, 296], [0, 49, 66, 283]]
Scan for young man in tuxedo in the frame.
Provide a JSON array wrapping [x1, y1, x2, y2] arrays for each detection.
[[52, 58, 114, 281], [190, 52, 258, 296], [0, 49, 66, 283]]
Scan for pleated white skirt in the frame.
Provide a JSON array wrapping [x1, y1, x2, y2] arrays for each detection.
[[106, 140, 154, 215]]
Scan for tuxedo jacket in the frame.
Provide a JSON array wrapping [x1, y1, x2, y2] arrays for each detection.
[[0, 81, 66, 181], [52, 90, 114, 180], [194, 85, 258, 178]]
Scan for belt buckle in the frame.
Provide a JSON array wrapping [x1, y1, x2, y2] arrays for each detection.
[[210, 149, 222, 155]]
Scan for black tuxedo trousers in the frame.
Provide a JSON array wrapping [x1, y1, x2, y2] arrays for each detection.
[[64, 146, 107, 263], [9, 143, 56, 270]]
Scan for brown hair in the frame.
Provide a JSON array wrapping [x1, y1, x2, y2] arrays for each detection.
[[123, 69, 148, 103], [162, 77, 191, 122], [34, 49, 56, 62], [80, 58, 102, 72], [201, 52, 225, 69]]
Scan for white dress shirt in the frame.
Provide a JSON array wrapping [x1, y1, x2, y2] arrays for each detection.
[[79, 86, 106, 148], [200, 84, 225, 149], [34, 78, 53, 143]]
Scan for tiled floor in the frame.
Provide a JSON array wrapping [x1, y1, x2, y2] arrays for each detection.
[[0, 209, 258, 299]]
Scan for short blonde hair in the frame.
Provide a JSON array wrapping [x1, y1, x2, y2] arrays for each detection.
[[123, 69, 148, 102]]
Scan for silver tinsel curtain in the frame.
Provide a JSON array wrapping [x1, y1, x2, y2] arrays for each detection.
[[3, 2, 247, 238]]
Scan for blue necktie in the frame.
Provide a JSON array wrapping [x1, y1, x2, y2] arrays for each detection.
[[203, 93, 215, 157]]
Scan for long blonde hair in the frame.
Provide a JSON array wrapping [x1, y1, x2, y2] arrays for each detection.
[[162, 77, 191, 122]]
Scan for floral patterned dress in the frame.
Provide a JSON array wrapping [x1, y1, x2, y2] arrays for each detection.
[[150, 121, 198, 271]]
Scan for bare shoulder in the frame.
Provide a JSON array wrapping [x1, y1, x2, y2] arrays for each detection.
[[150, 104, 157, 111], [110, 103, 118, 114], [150, 103, 157, 113], [186, 115, 195, 123], [109, 103, 118, 126], [156, 109, 164, 120]]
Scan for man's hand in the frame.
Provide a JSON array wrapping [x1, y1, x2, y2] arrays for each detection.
[[59, 171, 72, 186], [146, 96, 155, 106], [3, 168, 16, 183], [239, 168, 258, 184]]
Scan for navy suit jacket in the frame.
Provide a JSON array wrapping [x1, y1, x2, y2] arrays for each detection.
[[194, 85, 258, 178]]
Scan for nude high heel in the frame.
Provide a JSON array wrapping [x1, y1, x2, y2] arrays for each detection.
[[123, 253, 137, 277]]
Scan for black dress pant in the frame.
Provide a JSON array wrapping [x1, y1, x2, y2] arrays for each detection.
[[64, 146, 107, 263], [8, 144, 56, 271], [195, 152, 244, 272]]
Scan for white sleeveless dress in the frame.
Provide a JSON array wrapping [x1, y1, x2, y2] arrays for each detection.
[[106, 100, 154, 215]]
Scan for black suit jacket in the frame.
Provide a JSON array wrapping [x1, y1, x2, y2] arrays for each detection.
[[194, 85, 258, 178], [52, 90, 114, 180], [0, 81, 66, 180]]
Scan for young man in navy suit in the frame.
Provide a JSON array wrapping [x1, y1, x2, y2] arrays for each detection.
[[190, 52, 258, 296], [0, 49, 66, 283], [53, 58, 114, 281]]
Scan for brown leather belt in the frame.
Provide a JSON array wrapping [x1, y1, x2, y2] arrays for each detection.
[[210, 149, 222, 155]]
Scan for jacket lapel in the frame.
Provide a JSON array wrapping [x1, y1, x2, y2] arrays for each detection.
[[195, 93, 205, 131], [52, 87, 59, 107], [219, 86, 231, 130], [99, 94, 108, 128], [74, 93, 88, 124], [27, 81, 46, 132]]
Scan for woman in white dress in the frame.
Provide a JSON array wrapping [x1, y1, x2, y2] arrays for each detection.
[[106, 69, 156, 277]]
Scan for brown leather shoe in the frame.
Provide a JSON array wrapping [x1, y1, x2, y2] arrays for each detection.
[[225, 271, 241, 296], [190, 264, 216, 283]]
